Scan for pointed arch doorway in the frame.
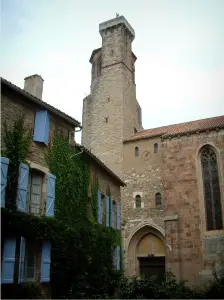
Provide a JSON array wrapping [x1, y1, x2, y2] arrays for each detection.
[[127, 224, 165, 277]]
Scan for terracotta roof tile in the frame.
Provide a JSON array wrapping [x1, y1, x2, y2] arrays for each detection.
[[124, 115, 224, 142]]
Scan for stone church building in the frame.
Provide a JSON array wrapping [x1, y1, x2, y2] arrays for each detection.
[[82, 15, 224, 286]]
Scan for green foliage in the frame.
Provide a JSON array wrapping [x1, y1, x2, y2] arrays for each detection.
[[2, 117, 31, 210], [1, 282, 44, 299], [2, 125, 121, 299], [45, 133, 90, 224], [45, 133, 121, 298], [119, 273, 201, 299], [90, 172, 99, 222]]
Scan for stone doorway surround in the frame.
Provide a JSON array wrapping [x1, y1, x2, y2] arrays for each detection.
[[125, 220, 165, 277]]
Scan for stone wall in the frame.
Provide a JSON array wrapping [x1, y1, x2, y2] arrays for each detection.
[[122, 137, 165, 275], [81, 19, 141, 179], [162, 130, 224, 286], [1, 87, 74, 168]]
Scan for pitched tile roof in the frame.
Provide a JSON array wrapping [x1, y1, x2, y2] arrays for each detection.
[[1, 77, 81, 127], [124, 115, 224, 142]]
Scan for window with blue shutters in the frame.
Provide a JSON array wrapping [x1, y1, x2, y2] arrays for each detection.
[[1, 157, 9, 208], [1, 238, 16, 284], [101, 194, 106, 224], [46, 173, 56, 217], [116, 203, 121, 230], [116, 246, 121, 271], [17, 163, 29, 212], [106, 196, 110, 227], [33, 110, 50, 145], [110, 198, 114, 227], [97, 190, 102, 224], [18, 237, 26, 283], [40, 241, 51, 283]]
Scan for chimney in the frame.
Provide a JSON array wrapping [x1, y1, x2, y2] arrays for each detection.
[[24, 74, 44, 99]]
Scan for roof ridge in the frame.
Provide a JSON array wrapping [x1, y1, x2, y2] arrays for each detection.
[[1, 77, 81, 126], [124, 115, 224, 142]]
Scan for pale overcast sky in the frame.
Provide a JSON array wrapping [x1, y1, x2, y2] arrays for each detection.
[[1, 0, 224, 143]]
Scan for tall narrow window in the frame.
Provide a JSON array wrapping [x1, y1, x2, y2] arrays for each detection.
[[24, 243, 36, 282], [154, 143, 158, 153], [135, 146, 139, 157], [135, 195, 141, 208], [26, 171, 43, 215], [155, 193, 162, 206], [201, 146, 223, 231]]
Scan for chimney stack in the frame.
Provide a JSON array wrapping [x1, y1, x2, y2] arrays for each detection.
[[24, 74, 44, 99]]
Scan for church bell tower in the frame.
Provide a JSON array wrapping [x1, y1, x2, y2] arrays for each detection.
[[82, 15, 143, 177]]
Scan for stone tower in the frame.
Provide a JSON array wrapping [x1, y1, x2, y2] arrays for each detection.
[[82, 16, 143, 177]]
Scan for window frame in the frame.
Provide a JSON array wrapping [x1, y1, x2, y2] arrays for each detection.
[[154, 143, 158, 153], [135, 195, 141, 209], [155, 192, 162, 207], [196, 143, 224, 235], [24, 242, 37, 282], [201, 146, 223, 231], [26, 169, 45, 216], [135, 146, 139, 157]]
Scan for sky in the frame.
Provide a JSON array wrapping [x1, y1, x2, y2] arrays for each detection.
[[1, 0, 224, 143]]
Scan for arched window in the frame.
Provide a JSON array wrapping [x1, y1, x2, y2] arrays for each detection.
[[135, 195, 141, 208], [201, 146, 223, 231], [155, 193, 162, 206], [135, 146, 139, 157], [154, 143, 158, 153]]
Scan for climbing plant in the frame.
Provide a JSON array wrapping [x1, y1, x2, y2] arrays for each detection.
[[2, 117, 31, 210], [2, 122, 121, 299]]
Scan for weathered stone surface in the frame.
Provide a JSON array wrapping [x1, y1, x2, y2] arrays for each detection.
[[81, 15, 224, 288]]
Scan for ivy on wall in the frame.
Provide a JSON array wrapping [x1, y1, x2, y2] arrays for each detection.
[[1, 123, 121, 299], [2, 117, 31, 211]]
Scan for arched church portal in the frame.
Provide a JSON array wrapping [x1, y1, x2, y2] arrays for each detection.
[[127, 225, 165, 277]]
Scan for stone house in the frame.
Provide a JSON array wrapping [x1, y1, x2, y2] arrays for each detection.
[[81, 15, 224, 286], [1, 76, 124, 289]]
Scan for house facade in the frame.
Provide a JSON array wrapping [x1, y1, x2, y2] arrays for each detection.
[[1, 75, 123, 292]]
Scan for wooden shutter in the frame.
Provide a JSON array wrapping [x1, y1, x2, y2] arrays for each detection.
[[111, 247, 115, 270], [116, 203, 121, 230], [30, 174, 42, 215], [33, 110, 50, 145], [1, 157, 9, 208], [106, 196, 110, 227], [40, 241, 51, 283], [116, 246, 121, 270], [18, 237, 26, 284], [97, 190, 102, 224], [1, 238, 16, 284], [17, 164, 29, 212], [110, 198, 114, 227], [46, 174, 56, 217]]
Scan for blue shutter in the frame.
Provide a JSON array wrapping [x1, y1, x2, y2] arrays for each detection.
[[110, 198, 114, 227], [1, 157, 9, 208], [116, 246, 121, 271], [17, 163, 29, 212], [116, 203, 121, 230], [46, 174, 56, 217], [40, 241, 51, 283], [106, 196, 110, 227], [33, 110, 50, 145], [1, 238, 16, 284], [97, 190, 102, 224], [18, 237, 26, 284], [111, 247, 115, 270]]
